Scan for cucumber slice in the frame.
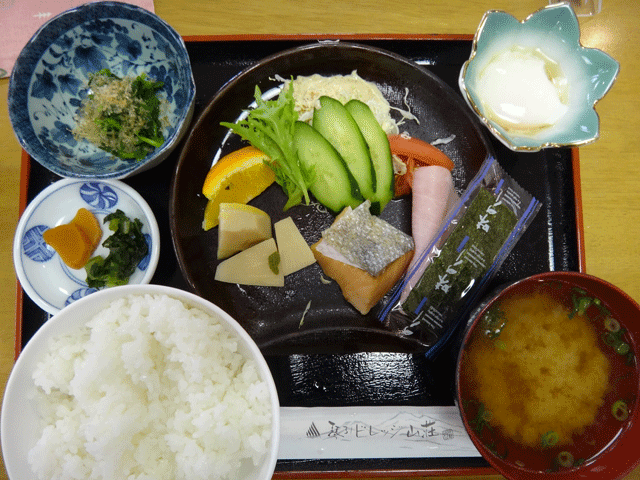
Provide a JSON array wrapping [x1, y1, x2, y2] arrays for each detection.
[[293, 121, 363, 213], [345, 99, 394, 215], [312, 96, 376, 202]]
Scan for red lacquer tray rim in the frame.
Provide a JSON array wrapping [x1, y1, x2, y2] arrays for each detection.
[[13, 33, 586, 479]]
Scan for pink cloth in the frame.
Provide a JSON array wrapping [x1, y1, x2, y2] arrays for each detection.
[[1, 0, 155, 78]]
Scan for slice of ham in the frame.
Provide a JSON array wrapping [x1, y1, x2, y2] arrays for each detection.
[[400, 165, 458, 302]]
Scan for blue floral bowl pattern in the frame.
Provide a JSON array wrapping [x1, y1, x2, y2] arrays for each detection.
[[8, 1, 195, 178], [13, 179, 160, 314], [459, 2, 619, 152]]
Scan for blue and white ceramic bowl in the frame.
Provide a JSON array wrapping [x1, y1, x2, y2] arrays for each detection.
[[459, 2, 619, 152], [13, 179, 160, 314], [7, 1, 195, 178]]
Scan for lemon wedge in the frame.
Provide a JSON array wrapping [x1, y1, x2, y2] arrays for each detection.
[[202, 146, 276, 230]]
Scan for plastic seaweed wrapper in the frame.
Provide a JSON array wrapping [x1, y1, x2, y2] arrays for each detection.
[[378, 156, 541, 358]]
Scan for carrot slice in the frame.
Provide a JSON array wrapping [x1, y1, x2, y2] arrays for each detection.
[[389, 135, 455, 197], [388, 135, 455, 170]]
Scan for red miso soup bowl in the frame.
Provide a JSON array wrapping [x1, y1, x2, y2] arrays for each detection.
[[456, 271, 640, 480]]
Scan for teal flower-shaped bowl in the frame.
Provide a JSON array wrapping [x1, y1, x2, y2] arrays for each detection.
[[459, 2, 619, 152]]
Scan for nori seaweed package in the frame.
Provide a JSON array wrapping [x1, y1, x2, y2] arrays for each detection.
[[378, 156, 541, 358]]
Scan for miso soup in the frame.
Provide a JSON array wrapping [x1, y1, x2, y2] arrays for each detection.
[[458, 280, 636, 473]]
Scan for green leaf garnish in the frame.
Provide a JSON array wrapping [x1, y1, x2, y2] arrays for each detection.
[[221, 82, 313, 210], [268, 251, 281, 275]]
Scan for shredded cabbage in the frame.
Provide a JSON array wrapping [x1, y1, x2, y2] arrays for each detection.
[[277, 71, 413, 135]]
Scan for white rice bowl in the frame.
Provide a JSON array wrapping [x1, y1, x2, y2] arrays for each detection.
[[1, 285, 280, 480]]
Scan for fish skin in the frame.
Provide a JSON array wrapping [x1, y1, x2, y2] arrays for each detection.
[[312, 203, 414, 314], [320, 200, 413, 277]]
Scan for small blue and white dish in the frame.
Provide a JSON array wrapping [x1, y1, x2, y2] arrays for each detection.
[[459, 2, 619, 152], [13, 179, 160, 314], [7, 1, 195, 178]]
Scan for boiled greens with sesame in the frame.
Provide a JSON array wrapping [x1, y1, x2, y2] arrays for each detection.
[[73, 69, 167, 160]]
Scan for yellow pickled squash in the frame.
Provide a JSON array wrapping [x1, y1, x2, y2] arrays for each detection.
[[202, 146, 276, 230], [215, 238, 284, 287], [43, 223, 93, 270], [72, 207, 102, 246], [42, 208, 102, 269], [217, 203, 272, 259]]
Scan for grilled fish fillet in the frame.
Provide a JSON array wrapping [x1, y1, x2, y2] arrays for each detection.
[[312, 244, 413, 315], [312, 205, 414, 314]]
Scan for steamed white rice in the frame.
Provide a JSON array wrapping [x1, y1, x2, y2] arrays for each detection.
[[28, 294, 272, 480]]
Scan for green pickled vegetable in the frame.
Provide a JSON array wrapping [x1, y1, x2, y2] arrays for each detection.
[[85, 210, 149, 289]]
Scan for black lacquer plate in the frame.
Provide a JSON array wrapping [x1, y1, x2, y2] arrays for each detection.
[[171, 41, 494, 354], [18, 36, 582, 475]]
